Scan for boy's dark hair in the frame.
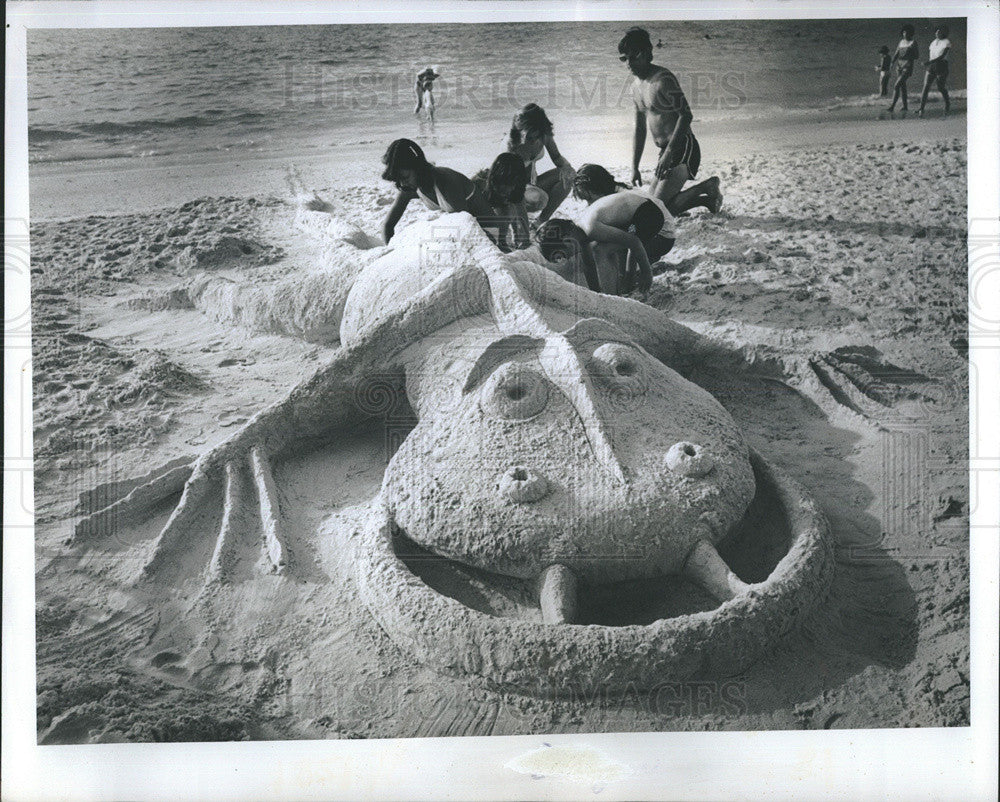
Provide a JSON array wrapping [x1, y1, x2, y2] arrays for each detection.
[[937, 24, 950, 37], [485, 152, 528, 206], [381, 138, 431, 183], [535, 219, 585, 262], [508, 103, 554, 145], [879, 45, 889, 54], [572, 164, 628, 200], [901, 24, 915, 37], [618, 26, 653, 56]]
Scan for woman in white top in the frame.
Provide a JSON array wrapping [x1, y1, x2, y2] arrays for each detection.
[[918, 26, 952, 117], [505, 104, 576, 226]]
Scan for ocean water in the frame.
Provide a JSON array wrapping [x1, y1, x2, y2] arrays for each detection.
[[27, 18, 966, 166]]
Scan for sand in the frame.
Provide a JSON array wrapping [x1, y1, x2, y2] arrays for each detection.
[[30, 110, 969, 742]]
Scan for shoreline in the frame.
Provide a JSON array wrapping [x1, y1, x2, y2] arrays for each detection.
[[28, 101, 966, 221]]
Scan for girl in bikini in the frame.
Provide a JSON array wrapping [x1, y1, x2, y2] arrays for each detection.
[[380, 138, 496, 245], [505, 104, 576, 227]]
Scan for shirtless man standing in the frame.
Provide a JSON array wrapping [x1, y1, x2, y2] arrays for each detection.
[[620, 27, 722, 216]]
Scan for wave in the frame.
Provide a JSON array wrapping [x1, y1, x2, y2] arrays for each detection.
[[28, 150, 135, 164], [822, 88, 967, 111], [30, 111, 272, 145], [28, 126, 87, 144]]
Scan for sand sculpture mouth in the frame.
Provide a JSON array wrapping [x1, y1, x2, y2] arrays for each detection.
[[355, 449, 833, 693]]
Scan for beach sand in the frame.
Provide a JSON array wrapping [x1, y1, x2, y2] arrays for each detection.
[[31, 109, 969, 741]]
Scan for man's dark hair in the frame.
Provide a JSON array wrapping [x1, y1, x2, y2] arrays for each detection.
[[618, 26, 653, 56], [937, 24, 950, 37], [901, 24, 915, 38]]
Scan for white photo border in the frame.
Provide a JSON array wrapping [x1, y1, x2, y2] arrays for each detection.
[[4, 1, 998, 800]]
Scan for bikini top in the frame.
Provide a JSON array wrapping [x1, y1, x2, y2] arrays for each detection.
[[416, 175, 474, 213], [505, 135, 544, 184]]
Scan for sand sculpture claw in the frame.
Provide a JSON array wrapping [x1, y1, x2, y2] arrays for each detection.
[[138, 446, 289, 582], [73, 460, 196, 544]]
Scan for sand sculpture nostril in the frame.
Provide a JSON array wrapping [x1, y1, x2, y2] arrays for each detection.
[[499, 466, 549, 503], [665, 441, 714, 477]]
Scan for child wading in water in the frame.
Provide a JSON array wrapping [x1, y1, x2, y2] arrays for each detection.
[[538, 164, 676, 295], [877, 46, 892, 96], [413, 66, 440, 122], [379, 138, 495, 245], [887, 25, 919, 114]]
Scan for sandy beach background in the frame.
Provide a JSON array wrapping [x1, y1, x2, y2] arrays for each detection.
[[25, 19, 971, 742]]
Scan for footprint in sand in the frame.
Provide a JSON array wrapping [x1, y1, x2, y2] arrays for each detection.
[[217, 356, 255, 367], [216, 410, 248, 428], [150, 650, 183, 668]]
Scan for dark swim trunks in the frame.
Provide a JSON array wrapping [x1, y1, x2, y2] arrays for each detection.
[[656, 130, 701, 179], [927, 61, 950, 79], [628, 199, 675, 261]]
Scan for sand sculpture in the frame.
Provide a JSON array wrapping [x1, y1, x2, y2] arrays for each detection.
[[75, 214, 833, 692]]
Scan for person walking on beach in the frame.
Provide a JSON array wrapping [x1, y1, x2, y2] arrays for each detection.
[[877, 46, 892, 97], [414, 66, 440, 122], [918, 25, 952, 117], [379, 138, 495, 244], [505, 103, 576, 227], [887, 25, 919, 115], [619, 27, 723, 217]]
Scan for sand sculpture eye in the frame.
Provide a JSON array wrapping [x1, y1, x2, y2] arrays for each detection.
[[589, 343, 643, 381], [480, 362, 549, 420], [589, 342, 647, 411]]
